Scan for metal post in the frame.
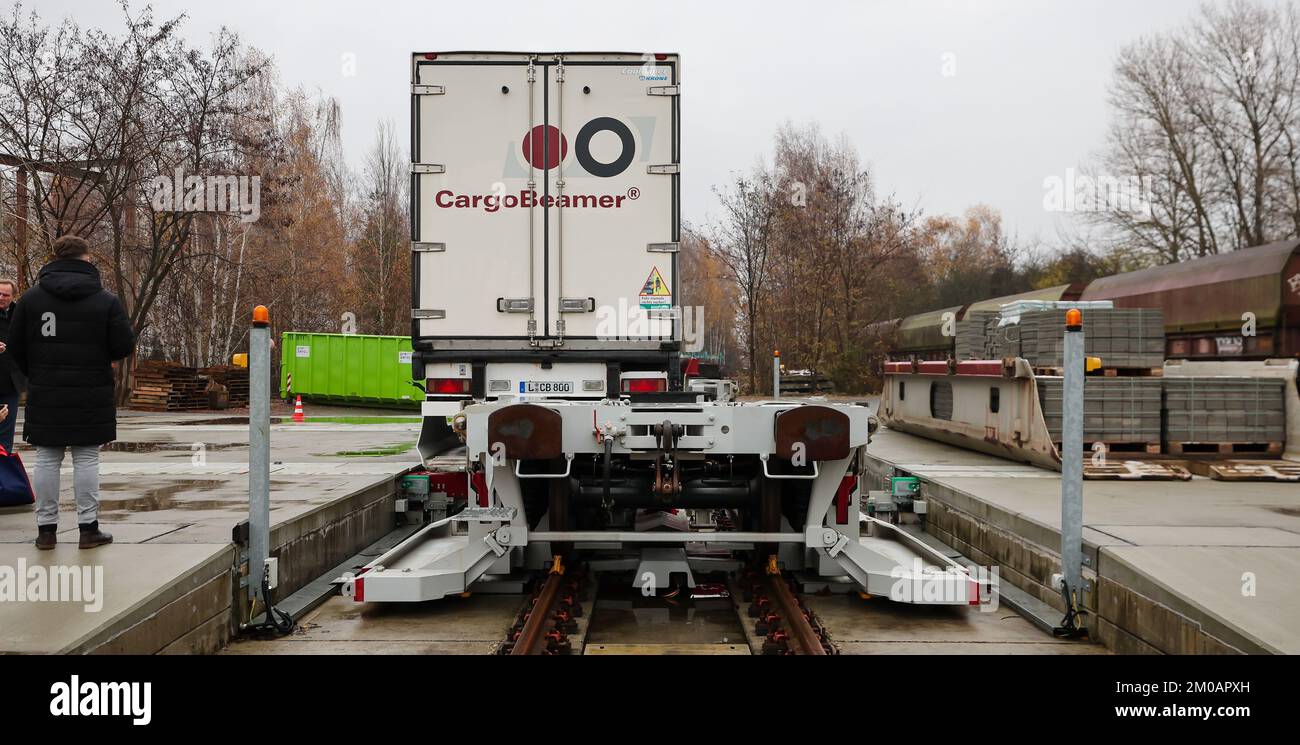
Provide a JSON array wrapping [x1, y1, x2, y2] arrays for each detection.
[[1058, 308, 1084, 634], [773, 349, 781, 398], [248, 305, 271, 599]]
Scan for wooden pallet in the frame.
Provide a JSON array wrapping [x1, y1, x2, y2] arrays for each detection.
[[129, 360, 212, 411], [1166, 441, 1284, 457], [1033, 366, 1163, 377], [1189, 460, 1300, 482], [1057, 440, 1161, 455], [1099, 367, 1163, 377], [1084, 461, 1193, 481]]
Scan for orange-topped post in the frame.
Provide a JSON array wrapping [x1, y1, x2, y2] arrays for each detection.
[[248, 304, 273, 611], [1056, 305, 1085, 638], [773, 349, 782, 398]]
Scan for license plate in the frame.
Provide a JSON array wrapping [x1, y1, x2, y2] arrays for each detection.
[[520, 381, 574, 394]]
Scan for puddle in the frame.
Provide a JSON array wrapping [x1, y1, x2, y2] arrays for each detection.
[[333, 441, 416, 457], [96, 480, 300, 512], [180, 417, 284, 426], [584, 571, 744, 646], [97, 480, 229, 511], [306, 416, 421, 425], [103, 441, 245, 453], [175, 416, 419, 426]]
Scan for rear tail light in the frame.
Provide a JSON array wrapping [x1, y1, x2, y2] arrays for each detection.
[[622, 378, 667, 393], [428, 378, 470, 395]]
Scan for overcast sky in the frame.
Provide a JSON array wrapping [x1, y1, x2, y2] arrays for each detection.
[[30, 0, 1217, 246]]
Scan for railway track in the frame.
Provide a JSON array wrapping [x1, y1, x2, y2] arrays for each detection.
[[739, 561, 837, 655], [500, 558, 589, 655]]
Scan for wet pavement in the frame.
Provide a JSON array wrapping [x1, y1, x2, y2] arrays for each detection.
[[231, 568, 1105, 656], [0, 405, 418, 653], [584, 572, 747, 650]]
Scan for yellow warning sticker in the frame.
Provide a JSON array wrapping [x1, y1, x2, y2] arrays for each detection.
[[639, 266, 671, 308]]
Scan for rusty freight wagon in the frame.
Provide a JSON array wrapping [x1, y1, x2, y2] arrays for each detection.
[[1080, 239, 1300, 360]]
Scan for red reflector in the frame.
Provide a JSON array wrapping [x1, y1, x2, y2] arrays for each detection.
[[835, 475, 856, 525], [654, 53, 667, 60], [354, 577, 365, 602], [622, 378, 666, 393], [424, 52, 437, 59], [470, 471, 488, 508], [429, 378, 469, 395]]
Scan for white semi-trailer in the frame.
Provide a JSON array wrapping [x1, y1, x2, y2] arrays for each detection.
[[343, 52, 986, 608]]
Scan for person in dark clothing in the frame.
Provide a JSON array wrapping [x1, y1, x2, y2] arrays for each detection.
[[7, 235, 136, 550], [0, 277, 24, 452]]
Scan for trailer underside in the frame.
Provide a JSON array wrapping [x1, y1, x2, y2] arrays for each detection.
[[342, 397, 989, 608]]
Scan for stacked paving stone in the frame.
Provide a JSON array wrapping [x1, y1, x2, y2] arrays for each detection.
[[955, 311, 998, 360], [1022, 308, 1164, 370], [1037, 377, 1163, 448], [1163, 377, 1286, 448], [990, 302, 1164, 370]]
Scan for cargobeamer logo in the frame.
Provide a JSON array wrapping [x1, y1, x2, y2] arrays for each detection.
[[0, 559, 103, 612], [49, 676, 151, 726]]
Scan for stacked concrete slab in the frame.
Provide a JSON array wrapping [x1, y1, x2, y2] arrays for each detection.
[[955, 310, 998, 360], [1037, 377, 1163, 447], [1163, 377, 1286, 445], [1011, 308, 1164, 369]]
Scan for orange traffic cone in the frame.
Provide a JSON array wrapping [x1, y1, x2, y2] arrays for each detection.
[[292, 395, 305, 423]]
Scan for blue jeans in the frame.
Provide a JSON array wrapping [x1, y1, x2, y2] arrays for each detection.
[[34, 445, 101, 527], [0, 392, 18, 452]]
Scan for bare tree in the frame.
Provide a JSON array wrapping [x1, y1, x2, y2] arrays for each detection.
[[1094, 0, 1300, 260], [709, 167, 778, 392], [351, 119, 409, 334]]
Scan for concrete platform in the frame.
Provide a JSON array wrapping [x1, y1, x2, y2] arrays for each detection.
[[863, 426, 1300, 654], [804, 594, 1105, 654], [222, 594, 522, 655], [0, 407, 417, 654]]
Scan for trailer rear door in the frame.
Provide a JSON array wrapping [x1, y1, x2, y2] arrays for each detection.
[[544, 56, 679, 341], [411, 56, 542, 339]]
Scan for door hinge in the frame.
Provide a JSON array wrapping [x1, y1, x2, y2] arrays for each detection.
[[412, 84, 446, 95], [647, 85, 680, 96], [647, 164, 679, 175], [412, 163, 445, 174], [647, 242, 679, 253], [412, 309, 446, 320], [412, 242, 445, 252]]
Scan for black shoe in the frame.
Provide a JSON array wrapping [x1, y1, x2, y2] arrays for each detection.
[[78, 521, 113, 549], [35, 524, 57, 551]]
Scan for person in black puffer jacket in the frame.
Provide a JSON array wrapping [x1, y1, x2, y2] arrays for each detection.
[[7, 235, 136, 550], [0, 277, 25, 452]]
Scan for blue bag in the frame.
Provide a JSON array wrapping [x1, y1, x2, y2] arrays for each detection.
[[0, 445, 35, 507]]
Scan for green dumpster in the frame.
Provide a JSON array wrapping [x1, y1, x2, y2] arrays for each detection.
[[280, 332, 421, 409]]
